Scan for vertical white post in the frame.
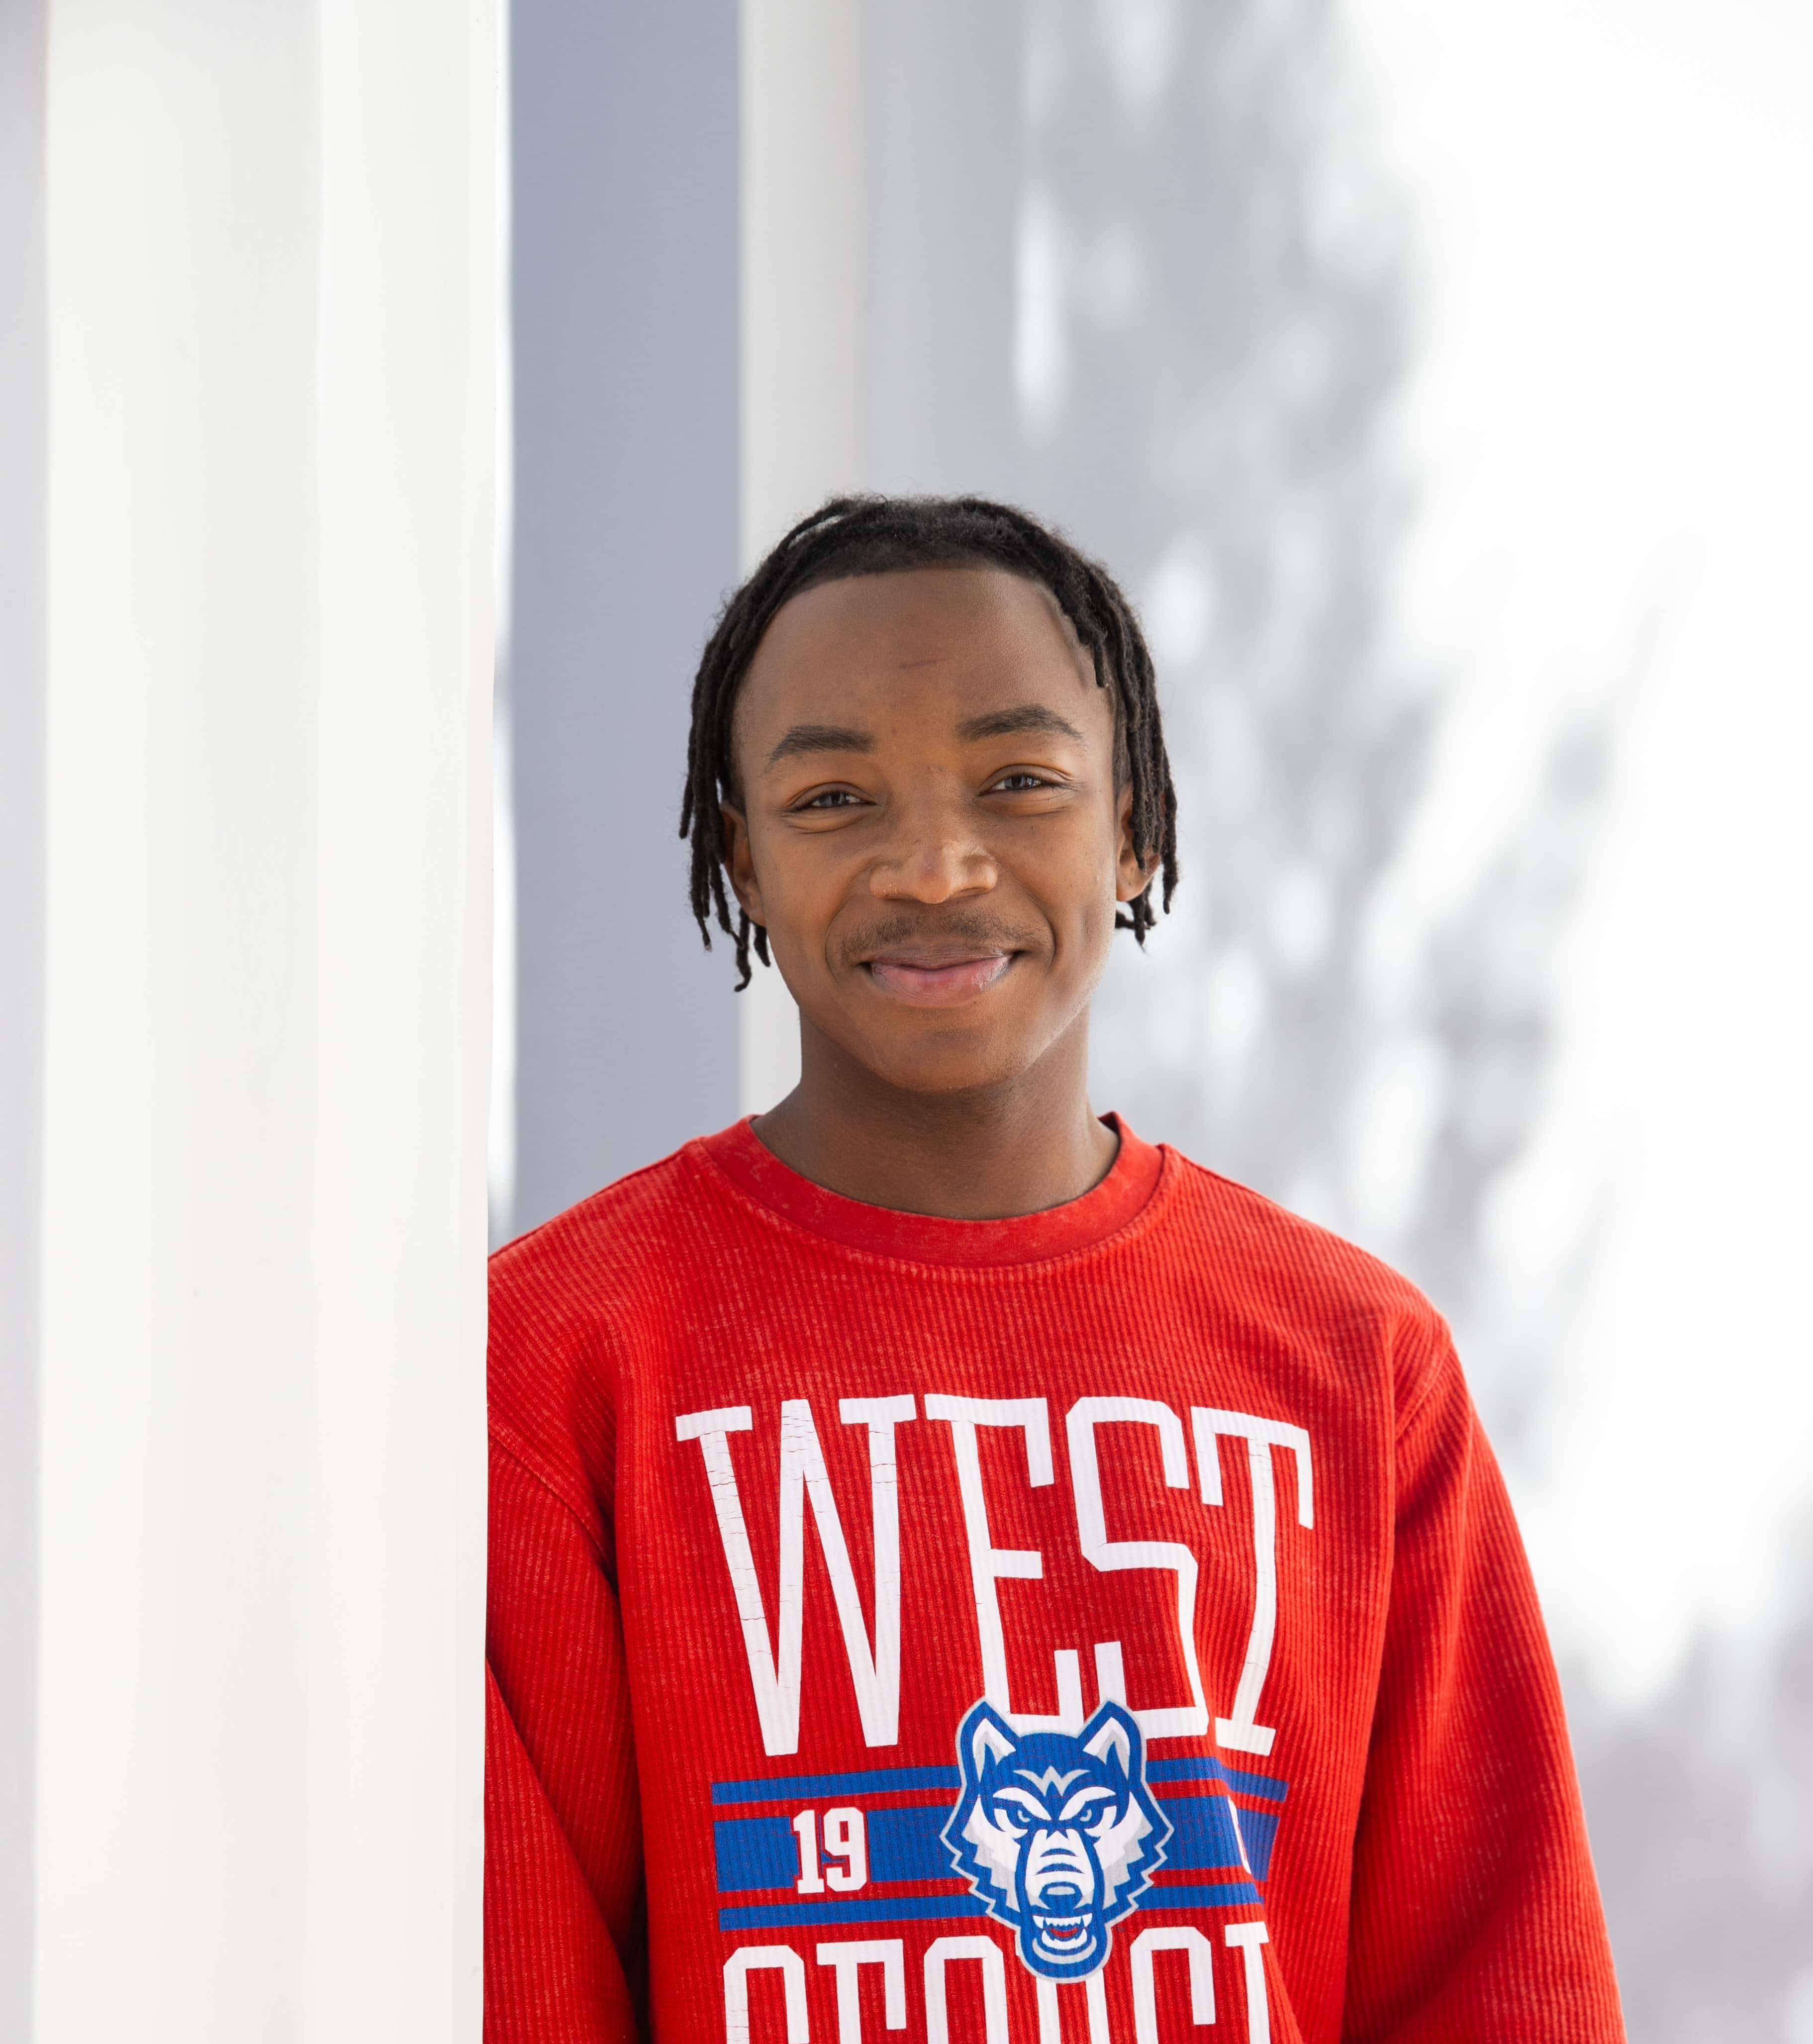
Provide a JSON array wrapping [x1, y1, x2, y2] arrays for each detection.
[[739, 0, 867, 1113], [35, 1, 496, 2038], [307, 2, 496, 2035], [0, 2, 47, 2036]]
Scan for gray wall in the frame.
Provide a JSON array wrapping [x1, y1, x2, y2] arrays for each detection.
[[508, 0, 741, 1240], [865, 0, 1025, 502], [0, 2, 43, 2032]]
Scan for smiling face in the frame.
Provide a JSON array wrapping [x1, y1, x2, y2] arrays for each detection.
[[720, 567, 1154, 1099]]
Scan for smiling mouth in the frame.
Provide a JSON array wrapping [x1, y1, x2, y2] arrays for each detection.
[[863, 954, 1014, 1006]]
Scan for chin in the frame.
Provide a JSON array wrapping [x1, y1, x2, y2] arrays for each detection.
[[801, 976, 1082, 1100], [857, 1030, 1043, 1099]]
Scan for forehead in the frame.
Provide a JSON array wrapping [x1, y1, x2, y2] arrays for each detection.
[[734, 566, 1106, 758]]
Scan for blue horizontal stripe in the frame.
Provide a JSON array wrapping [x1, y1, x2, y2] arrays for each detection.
[[712, 1766, 958, 1807], [714, 1793, 1274, 1902], [714, 1817, 798, 1895], [1162, 1795, 1247, 1875], [1149, 1757, 1289, 1802], [869, 1805, 954, 1884], [719, 1894, 986, 1932], [874, 1797, 1256, 1884], [1145, 1881, 1263, 1909]]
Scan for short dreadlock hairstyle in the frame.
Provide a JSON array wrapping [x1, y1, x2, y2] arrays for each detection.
[[680, 493, 1179, 989]]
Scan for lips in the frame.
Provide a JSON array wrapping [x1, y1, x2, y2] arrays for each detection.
[[863, 953, 1013, 1007]]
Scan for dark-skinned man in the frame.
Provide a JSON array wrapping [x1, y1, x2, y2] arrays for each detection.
[[484, 497, 1623, 2044]]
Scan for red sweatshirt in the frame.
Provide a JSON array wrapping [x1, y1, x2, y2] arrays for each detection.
[[485, 1117, 1622, 2044]]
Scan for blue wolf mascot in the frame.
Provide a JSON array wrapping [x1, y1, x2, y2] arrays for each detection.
[[943, 1698, 1172, 1982]]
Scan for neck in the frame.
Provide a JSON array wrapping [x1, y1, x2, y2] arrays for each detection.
[[751, 1014, 1117, 1219]]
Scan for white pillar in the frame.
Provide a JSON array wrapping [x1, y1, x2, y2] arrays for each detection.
[[738, 0, 868, 1114], [0, 1, 48, 2034], [32, 1, 497, 2038]]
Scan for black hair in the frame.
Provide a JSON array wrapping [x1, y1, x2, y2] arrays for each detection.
[[679, 493, 1179, 988]]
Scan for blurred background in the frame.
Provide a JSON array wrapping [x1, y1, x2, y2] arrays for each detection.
[[499, 0, 1813, 2035]]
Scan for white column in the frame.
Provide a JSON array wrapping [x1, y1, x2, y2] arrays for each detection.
[[34, 2, 497, 2039], [738, 0, 867, 1113], [0, 2, 47, 2036]]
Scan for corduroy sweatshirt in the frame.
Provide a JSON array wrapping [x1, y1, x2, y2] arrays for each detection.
[[485, 1116, 1624, 2044]]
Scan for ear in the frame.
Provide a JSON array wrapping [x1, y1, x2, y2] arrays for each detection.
[[1081, 1702, 1138, 1779], [1113, 781, 1159, 904], [960, 1700, 1019, 1783], [719, 800, 767, 928]]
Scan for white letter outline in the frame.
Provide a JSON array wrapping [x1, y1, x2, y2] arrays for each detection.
[[1192, 1409, 1313, 1756], [1067, 1396, 1210, 1739], [924, 1396, 1087, 1731], [677, 1396, 916, 1755], [815, 1940, 905, 2041], [724, 1945, 809, 2044], [1225, 1922, 1272, 2044], [1131, 1925, 1217, 2041]]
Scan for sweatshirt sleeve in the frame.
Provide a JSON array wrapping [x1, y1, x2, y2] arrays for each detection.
[[485, 1439, 646, 2042], [1339, 1323, 1625, 2043]]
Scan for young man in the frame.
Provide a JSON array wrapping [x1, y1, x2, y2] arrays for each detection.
[[485, 497, 1623, 2044]]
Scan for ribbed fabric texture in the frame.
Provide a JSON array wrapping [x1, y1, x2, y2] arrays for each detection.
[[486, 1118, 1623, 2043]]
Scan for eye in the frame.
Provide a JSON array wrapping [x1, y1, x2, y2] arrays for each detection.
[[795, 787, 865, 810], [1059, 1787, 1116, 1823], [991, 1787, 1055, 1824], [989, 771, 1055, 793]]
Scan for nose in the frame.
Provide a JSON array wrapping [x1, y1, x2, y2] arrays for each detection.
[[867, 782, 997, 905], [1025, 1829, 1096, 1903]]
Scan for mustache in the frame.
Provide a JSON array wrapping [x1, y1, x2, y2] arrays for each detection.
[[838, 910, 1044, 965]]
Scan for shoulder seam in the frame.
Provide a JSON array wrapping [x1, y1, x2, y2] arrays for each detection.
[[487, 1141, 704, 1265], [1392, 1306, 1456, 1445], [1173, 1153, 1422, 1280], [489, 1422, 611, 1571]]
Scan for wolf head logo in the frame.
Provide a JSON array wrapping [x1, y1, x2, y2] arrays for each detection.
[[942, 1698, 1171, 1982]]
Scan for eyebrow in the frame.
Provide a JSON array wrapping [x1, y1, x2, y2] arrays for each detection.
[[956, 705, 1087, 745], [764, 702, 1086, 768], [765, 723, 875, 766]]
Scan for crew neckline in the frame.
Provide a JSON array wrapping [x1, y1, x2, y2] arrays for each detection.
[[695, 1112, 1167, 1267]]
